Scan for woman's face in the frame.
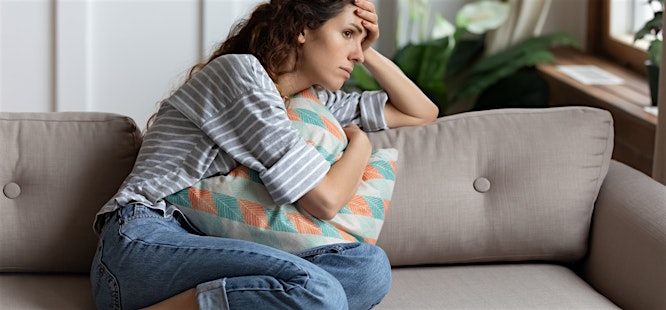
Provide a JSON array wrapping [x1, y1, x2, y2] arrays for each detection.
[[297, 4, 366, 91]]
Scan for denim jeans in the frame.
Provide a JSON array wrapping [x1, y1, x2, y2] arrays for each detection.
[[90, 204, 392, 309]]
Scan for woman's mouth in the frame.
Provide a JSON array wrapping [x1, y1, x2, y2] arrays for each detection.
[[340, 67, 352, 79]]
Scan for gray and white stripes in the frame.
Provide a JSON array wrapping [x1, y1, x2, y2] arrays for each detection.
[[94, 54, 388, 232]]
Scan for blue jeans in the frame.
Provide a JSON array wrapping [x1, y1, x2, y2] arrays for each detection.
[[90, 204, 391, 309]]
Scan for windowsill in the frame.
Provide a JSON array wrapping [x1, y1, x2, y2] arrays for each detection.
[[536, 46, 657, 176]]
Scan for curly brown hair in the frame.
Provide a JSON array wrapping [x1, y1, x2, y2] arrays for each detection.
[[193, 0, 354, 83], [147, 0, 353, 128]]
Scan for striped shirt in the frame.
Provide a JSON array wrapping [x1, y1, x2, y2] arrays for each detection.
[[94, 54, 388, 233]]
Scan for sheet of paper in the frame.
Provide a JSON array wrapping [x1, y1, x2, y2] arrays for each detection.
[[556, 65, 625, 85], [644, 106, 658, 116]]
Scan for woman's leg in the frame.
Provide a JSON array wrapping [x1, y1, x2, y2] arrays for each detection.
[[91, 204, 347, 310], [296, 243, 392, 309]]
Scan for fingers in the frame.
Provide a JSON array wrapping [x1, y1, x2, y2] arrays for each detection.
[[354, 0, 379, 50], [342, 123, 362, 138], [354, 0, 375, 14], [354, 0, 378, 23], [354, 0, 378, 25]]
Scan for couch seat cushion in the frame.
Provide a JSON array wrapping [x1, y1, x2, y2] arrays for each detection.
[[378, 264, 618, 309], [0, 274, 94, 309]]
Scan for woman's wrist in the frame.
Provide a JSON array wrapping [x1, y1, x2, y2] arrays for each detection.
[[361, 48, 383, 69], [344, 125, 372, 158]]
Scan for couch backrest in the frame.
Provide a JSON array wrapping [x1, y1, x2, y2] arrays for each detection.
[[0, 112, 141, 273], [369, 107, 614, 266], [0, 107, 614, 272]]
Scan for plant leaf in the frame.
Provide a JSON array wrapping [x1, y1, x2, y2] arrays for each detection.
[[392, 37, 452, 83], [392, 43, 427, 81], [455, 49, 554, 99], [445, 37, 485, 77], [343, 64, 381, 91], [649, 39, 663, 66], [472, 32, 577, 73], [473, 68, 549, 111], [634, 11, 663, 41]]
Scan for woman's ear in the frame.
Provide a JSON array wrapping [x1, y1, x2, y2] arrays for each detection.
[[298, 29, 307, 44]]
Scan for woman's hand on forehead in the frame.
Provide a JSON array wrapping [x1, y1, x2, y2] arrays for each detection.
[[354, 0, 379, 51]]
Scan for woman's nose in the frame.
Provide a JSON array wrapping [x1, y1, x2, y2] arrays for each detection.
[[350, 43, 365, 63]]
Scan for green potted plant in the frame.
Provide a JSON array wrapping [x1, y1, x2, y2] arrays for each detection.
[[634, 0, 663, 106], [344, 0, 577, 116], [344, 0, 511, 116]]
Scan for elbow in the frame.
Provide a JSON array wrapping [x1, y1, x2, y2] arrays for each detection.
[[297, 191, 341, 221], [304, 197, 340, 220], [425, 102, 440, 123], [413, 100, 440, 125], [414, 108, 439, 126], [311, 209, 338, 221], [422, 112, 438, 125]]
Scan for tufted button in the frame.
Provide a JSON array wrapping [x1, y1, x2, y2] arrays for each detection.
[[3, 182, 21, 199], [473, 177, 491, 193]]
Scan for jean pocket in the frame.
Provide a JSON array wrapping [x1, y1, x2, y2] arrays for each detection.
[[90, 241, 121, 310], [296, 242, 362, 260]]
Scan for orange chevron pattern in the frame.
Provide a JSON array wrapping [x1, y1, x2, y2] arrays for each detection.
[[321, 117, 344, 141], [335, 227, 359, 242], [286, 212, 323, 235], [362, 165, 383, 181], [383, 199, 391, 214], [286, 108, 302, 122], [165, 86, 398, 253], [300, 88, 321, 103], [239, 199, 270, 229], [228, 166, 250, 178], [346, 195, 374, 217], [188, 187, 217, 215]]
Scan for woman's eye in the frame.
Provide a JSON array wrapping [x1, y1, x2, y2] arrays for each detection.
[[343, 30, 352, 37]]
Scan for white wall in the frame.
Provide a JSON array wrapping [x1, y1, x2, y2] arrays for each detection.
[[0, 0, 587, 129], [1, 0, 265, 128]]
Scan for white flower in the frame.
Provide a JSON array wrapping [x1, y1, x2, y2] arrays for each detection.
[[431, 14, 455, 40], [398, 0, 433, 45], [456, 0, 511, 34]]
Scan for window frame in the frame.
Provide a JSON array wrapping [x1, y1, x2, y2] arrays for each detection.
[[588, 0, 649, 75]]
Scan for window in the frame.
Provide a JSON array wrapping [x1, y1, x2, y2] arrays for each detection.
[[609, 0, 661, 48], [589, 0, 662, 74]]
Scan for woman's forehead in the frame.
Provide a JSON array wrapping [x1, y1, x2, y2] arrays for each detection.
[[327, 5, 363, 31]]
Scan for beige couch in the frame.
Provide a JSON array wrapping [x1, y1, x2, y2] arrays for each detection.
[[1, 107, 665, 309]]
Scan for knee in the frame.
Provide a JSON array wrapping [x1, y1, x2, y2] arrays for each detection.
[[340, 244, 392, 309], [354, 244, 392, 296], [308, 274, 348, 310]]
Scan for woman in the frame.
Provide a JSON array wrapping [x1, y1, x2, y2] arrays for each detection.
[[90, 0, 438, 309]]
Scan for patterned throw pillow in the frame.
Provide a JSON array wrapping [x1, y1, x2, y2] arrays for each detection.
[[165, 88, 398, 253]]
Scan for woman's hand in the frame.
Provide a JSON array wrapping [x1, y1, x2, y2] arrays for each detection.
[[343, 123, 370, 148], [352, 0, 438, 128], [354, 0, 379, 51], [296, 123, 371, 220]]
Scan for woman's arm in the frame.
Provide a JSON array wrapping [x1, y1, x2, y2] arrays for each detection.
[[296, 124, 371, 220], [355, 0, 439, 128], [363, 48, 439, 128], [298, 0, 437, 219]]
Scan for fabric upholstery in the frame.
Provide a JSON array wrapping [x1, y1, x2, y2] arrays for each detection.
[[583, 160, 666, 309], [0, 274, 94, 309], [4, 109, 665, 310], [0, 112, 142, 272], [378, 264, 619, 309], [368, 107, 614, 265]]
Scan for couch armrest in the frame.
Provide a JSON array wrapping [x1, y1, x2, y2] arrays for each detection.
[[582, 160, 666, 309]]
